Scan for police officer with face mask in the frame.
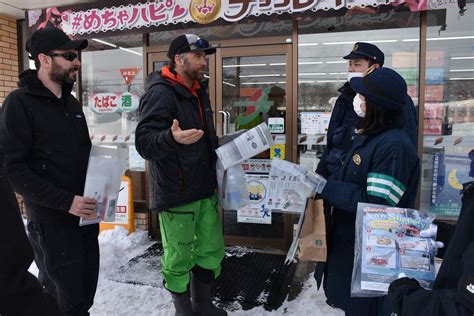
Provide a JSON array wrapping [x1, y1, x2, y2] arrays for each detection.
[[319, 67, 420, 315], [316, 42, 417, 182], [314, 42, 418, 308]]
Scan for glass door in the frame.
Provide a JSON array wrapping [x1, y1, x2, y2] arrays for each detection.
[[216, 45, 294, 250]]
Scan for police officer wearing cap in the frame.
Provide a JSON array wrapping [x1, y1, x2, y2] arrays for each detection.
[[0, 27, 99, 315], [316, 67, 420, 315], [316, 42, 417, 182], [135, 34, 226, 316], [314, 42, 417, 300]]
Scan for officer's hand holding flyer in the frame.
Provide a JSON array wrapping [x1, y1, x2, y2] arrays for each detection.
[[80, 145, 126, 226], [351, 203, 437, 296]]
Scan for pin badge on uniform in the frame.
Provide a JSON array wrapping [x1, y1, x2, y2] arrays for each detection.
[[353, 154, 362, 165]]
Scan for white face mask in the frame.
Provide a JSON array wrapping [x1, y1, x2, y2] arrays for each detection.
[[353, 94, 366, 117], [347, 72, 364, 82]]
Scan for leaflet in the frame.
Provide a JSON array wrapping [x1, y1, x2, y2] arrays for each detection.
[[351, 203, 437, 297], [215, 123, 273, 170], [80, 145, 126, 226], [267, 159, 326, 214]]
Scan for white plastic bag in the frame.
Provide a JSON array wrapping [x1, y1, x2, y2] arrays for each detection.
[[80, 145, 126, 226], [217, 159, 250, 210]]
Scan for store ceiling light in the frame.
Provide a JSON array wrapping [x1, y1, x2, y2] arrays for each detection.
[[242, 81, 277, 85], [119, 47, 142, 56], [223, 64, 266, 68], [298, 61, 323, 65], [451, 56, 474, 60], [299, 43, 319, 46], [449, 69, 474, 72], [299, 80, 315, 83], [428, 35, 474, 41], [317, 80, 345, 83], [299, 72, 326, 76], [239, 74, 281, 78], [322, 40, 397, 45], [92, 38, 117, 48], [269, 63, 286, 66], [403, 35, 474, 42], [326, 61, 346, 64], [449, 77, 474, 80], [223, 81, 236, 87], [329, 72, 348, 75]]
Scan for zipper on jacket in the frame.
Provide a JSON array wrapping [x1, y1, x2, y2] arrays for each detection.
[[176, 155, 183, 192]]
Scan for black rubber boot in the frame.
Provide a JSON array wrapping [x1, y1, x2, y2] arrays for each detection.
[[190, 274, 227, 316], [170, 290, 194, 316]]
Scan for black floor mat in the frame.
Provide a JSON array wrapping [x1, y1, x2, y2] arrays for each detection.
[[110, 243, 296, 311], [214, 247, 297, 311]]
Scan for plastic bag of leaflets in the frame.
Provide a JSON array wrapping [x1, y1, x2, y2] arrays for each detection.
[[351, 202, 438, 297], [80, 145, 127, 226], [268, 158, 327, 200], [216, 123, 274, 210], [268, 158, 328, 265]]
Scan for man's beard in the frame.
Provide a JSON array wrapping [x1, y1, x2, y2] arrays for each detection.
[[183, 58, 204, 81], [49, 59, 78, 85]]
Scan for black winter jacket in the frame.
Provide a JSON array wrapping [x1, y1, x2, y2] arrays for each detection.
[[135, 69, 218, 210], [0, 149, 60, 315], [0, 70, 91, 224], [388, 181, 474, 316]]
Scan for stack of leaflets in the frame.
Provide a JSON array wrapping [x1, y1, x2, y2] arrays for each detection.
[[351, 203, 437, 296]]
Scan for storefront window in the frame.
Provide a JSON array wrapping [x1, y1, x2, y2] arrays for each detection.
[[420, 5, 474, 219], [81, 34, 145, 171], [297, 12, 421, 173]]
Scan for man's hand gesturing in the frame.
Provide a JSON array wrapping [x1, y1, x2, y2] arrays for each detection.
[[171, 119, 204, 145], [68, 195, 97, 219]]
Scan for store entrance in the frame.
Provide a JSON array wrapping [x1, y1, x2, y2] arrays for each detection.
[[146, 41, 295, 250]]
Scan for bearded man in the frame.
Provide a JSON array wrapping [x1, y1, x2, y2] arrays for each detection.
[[135, 34, 226, 316], [0, 27, 99, 315]]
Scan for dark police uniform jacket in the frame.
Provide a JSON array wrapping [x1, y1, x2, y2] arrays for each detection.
[[317, 83, 418, 181], [319, 127, 420, 315], [135, 67, 218, 211]]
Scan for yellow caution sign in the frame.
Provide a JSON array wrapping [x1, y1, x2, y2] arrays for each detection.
[[100, 176, 135, 233]]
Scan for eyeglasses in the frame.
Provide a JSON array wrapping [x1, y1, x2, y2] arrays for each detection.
[[47, 52, 78, 62]]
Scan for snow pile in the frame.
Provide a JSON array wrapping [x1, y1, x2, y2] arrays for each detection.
[[90, 227, 343, 316], [98, 226, 154, 272], [30, 226, 343, 315]]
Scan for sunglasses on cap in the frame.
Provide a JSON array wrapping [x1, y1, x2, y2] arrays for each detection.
[[176, 38, 210, 54], [47, 52, 79, 62], [190, 38, 210, 49]]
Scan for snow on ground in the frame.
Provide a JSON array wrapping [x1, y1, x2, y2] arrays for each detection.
[[30, 227, 344, 316]]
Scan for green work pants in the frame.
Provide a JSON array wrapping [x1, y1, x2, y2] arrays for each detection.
[[159, 195, 225, 293]]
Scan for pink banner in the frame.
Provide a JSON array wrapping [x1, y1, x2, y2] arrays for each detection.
[[27, 0, 458, 36]]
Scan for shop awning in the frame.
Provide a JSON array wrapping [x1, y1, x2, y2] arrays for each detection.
[[27, 0, 460, 36]]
